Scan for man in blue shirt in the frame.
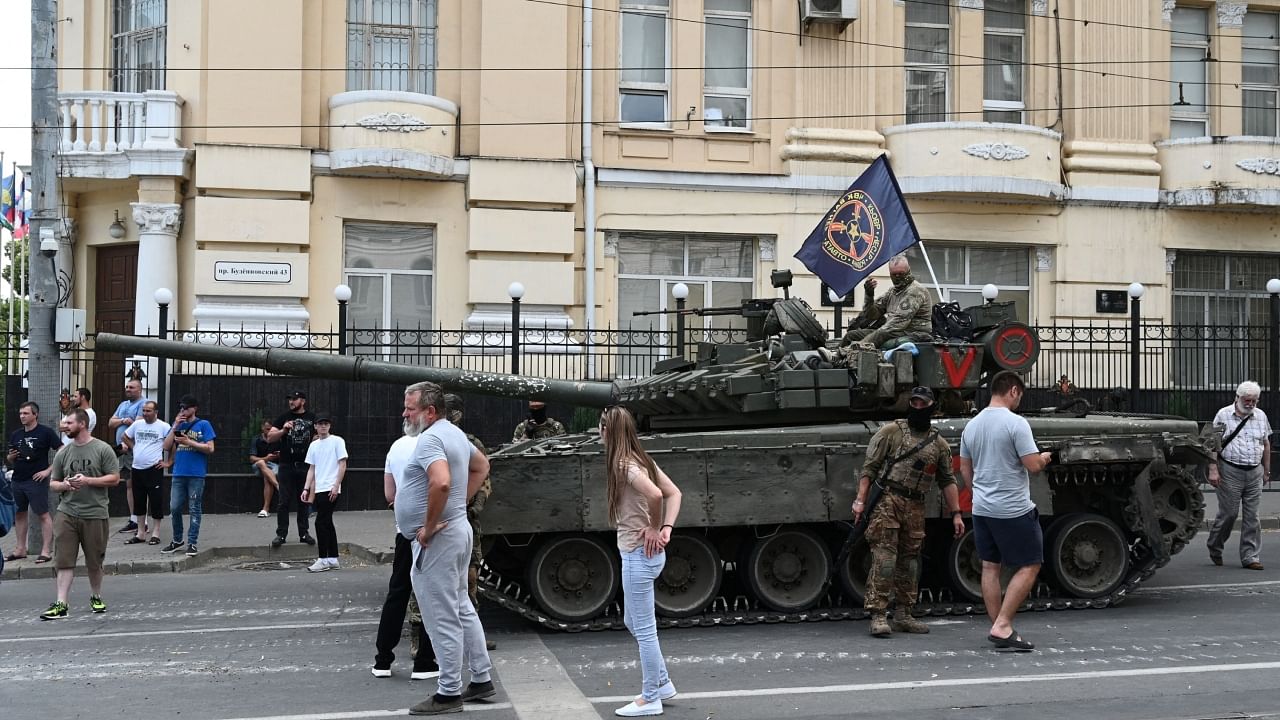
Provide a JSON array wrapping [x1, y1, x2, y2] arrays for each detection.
[[108, 378, 147, 535], [161, 395, 216, 556]]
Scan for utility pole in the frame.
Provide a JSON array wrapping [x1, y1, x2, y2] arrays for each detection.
[[29, 0, 61, 420]]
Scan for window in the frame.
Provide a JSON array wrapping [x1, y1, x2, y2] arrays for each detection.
[[904, 0, 950, 124], [343, 222, 435, 333], [616, 234, 756, 331], [347, 0, 437, 95], [983, 0, 1025, 123], [903, 244, 1031, 322], [1172, 252, 1280, 388], [703, 0, 751, 130], [1243, 12, 1280, 137], [620, 1, 671, 126], [1170, 6, 1210, 138], [112, 0, 166, 93]]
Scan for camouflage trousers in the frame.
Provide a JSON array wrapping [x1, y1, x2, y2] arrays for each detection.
[[863, 495, 926, 613], [410, 523, 483, 659]]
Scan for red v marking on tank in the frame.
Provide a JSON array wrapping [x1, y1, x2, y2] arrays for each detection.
[[939, 346, 977, 387]]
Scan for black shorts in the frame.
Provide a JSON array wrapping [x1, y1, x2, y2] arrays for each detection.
[[131, 466, 166, 520], [973, 508, 1043, 568], [13, 478, 51, 515]]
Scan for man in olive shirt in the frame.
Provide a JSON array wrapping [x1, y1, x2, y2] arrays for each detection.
[[41, 409, 120, 620]]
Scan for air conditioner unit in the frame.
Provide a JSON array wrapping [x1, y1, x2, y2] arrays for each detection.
[[802, 0, 859, 25]]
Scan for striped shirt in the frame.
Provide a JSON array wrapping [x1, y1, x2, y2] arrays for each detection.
[[1213, 405, 1272, 467]]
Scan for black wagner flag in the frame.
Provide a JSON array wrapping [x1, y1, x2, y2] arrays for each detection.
[[793, 155, 921, 298]]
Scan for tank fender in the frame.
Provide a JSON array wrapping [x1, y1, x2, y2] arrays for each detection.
[[1128, 459, 1172, 568]]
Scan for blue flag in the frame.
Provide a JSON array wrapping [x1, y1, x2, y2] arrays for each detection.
[[793, 155, 920, 298]]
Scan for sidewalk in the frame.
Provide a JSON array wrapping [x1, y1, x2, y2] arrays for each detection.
[[1, 510, 400, 580], [3, 491, 1279, 581]]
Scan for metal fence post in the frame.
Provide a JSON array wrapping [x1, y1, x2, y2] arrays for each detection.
[[1269, 278, 1280, 415], [155, 288, 172, 414], [672, 282, 688, 357], [1128, 283, 1145, 412], [335, 284, 351, 355]]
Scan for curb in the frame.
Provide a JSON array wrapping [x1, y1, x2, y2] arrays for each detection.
[[0, 541, 392, 582], [1198, 518, 1280, 531]]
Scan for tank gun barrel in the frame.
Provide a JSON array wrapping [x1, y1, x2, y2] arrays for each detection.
[[95, 333, 619, 408]]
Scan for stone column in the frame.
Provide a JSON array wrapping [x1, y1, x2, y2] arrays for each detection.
[[131, 202, 182, 399]]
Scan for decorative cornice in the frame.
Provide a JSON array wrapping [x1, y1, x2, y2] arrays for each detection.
[[1035, 247, 1053, 272], [1237, 157, 1280, 175], [356, 112, 431, 133], [1161, 0, 1176, 24], [963, 142, 1029, 161], [1031, 0, 1047, 16], [759, 237, 776, 262], [1165, 249, 1177, 274], [1217, 1, 1246, 28], [130, 202, 182, 235]]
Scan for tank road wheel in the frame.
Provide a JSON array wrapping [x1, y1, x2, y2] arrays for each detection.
[[1045, 514, 1130, 599], [835, 537, 872, 605], [1149, 468, 1206, 556], [744, 527, 831, 612], [946, 528, 1011, 603], [654, 534, 723, 618], [527, 535, 620, 623]]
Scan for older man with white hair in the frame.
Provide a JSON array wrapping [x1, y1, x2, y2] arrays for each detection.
[[1207, 380, 1272, 571]]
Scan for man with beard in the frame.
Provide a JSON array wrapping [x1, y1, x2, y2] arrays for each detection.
[[853, 387, 964, 638], [1206, 380, 1271, 570], [840, 254, 933, 350], [269, 391, 317, 548], [400, 382, 496, 715]]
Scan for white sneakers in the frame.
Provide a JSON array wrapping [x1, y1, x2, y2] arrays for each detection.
[[615, 682, 676, 716], [371, 667, 392, 678], [614, 700, 663, 717], [410, 668, 441, 680], [307, 558, 340, 573]]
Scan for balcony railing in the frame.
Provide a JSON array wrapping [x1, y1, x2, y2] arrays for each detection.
[[58, 90, 183, 154]]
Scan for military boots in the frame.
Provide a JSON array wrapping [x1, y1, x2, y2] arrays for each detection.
[[891, 609, 930, 634], [869, 612, 892, 638]]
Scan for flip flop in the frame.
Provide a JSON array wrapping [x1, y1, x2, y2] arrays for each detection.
[[33, 555, 52, 564], [988, 630, 1034, 651], [124, 536, 146, 545], [3, 553, 27, 561], [148, 537, 161, 545]]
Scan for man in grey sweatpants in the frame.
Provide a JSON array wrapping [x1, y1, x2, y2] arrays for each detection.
[[399, 381, 497, 716]]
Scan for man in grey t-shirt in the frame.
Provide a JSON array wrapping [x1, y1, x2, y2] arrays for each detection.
[[400, 381, 496, 716], [960, 371, 1053, 652]]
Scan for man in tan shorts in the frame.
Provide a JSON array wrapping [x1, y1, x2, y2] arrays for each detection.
[[41, 409, 120, 620]]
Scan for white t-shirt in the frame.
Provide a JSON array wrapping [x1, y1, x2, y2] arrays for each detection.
[[125, 418, 171, 469], [62, 407, 97, 445], [304, 434, 349, 493], [384, 434, 417, 534]]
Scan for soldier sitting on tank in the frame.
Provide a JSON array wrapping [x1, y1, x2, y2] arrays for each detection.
[[839, 254, 933, 350], [852, 387, 966, 638], [512, 401, 566, 443]]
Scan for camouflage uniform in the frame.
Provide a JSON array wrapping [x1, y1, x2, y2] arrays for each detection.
[[841, 277, 933, 349], [859, 419, 956, 617], [465, 432, 492, 609], [511, 417, 566, 443]]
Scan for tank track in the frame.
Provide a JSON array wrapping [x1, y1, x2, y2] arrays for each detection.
[[476, 550, 1163, 633]]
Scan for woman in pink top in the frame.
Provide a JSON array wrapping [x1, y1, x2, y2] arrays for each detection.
[[600, 406, 683, 717]]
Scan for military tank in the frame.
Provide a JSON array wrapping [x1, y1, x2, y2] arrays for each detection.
[[97, 290, 1211, 632]]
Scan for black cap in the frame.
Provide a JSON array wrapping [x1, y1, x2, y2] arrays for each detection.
[[314, 412, 333, 424], [178, 394, 199, 409], [909, 386, 935, 403], [286, 390, 307, 400]]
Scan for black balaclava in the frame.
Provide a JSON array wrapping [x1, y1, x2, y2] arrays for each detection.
[[530, 406, 548, 424], [906, 404, 934, 432]]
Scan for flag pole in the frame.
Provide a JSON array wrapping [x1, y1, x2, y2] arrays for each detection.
[[2, 152, 10, 374], [915, 239, 944, 298]]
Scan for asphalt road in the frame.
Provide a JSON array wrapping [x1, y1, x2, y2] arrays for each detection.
[[1, 535, 1277, 720]]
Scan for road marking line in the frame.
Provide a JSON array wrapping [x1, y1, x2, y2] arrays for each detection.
[[497, 631, 601, 720], [1148, 580, 1280, 592], [586, 660, 1280, 703], [216, 703, 513, 720], [0, 620, 379, 644]]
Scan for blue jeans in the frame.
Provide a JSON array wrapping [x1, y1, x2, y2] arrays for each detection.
[[621, 546, 669, 703], [170, 476, 206, 545]]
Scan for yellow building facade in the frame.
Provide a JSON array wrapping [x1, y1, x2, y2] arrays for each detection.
[[53, 0, 1280, 379]]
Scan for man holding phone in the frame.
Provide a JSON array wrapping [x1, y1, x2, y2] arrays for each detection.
[[162, 395, 216, 556], [40, 409, 119, 620], [5, 402, 61, 564]]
